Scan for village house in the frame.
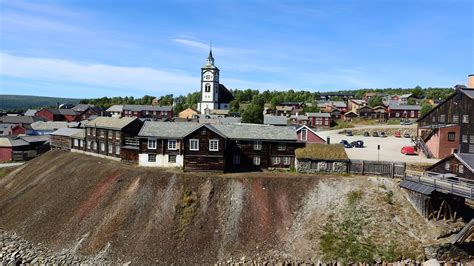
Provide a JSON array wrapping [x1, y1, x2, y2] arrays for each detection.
[[0, 116, 45, 129], [296, 125, 326, 143], [356, 105, 373, 118], [178, 107, 199, 119], [84, 117, 143, 160], [263, 115, 288, 126], [71, 104, 103, 120], [106, 105, 173, 120], [343, 111, 359, 121], [416, 78, 474, 159], [306, 112, 331, 129], [391, 93, 414, 105], [0, 135, 50, 162], [295, 143, 349, 173], [50, 128, 84, 151], [275, 105, 294, 117], [347, 99, 367, 113], [426, 153, 474, 180], [289, 114, 309, 126], [388, 104, 421, 119], [29, 121, 81, 135]]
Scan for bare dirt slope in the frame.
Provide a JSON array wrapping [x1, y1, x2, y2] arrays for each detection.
[[0, 151, 441, 264]]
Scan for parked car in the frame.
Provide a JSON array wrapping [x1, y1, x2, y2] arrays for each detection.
[[363, 131, 370, 137], [380, 132, 387, 138], [404, 133, 411, 138], [394, 131, 401, 138], [372, 131, 379, 137], [340, 140, 352, 148], [346, 130, 353, 136], [401, 146, 416, 155], [401, 120, 413, 125], [351, 140, 364, 148]]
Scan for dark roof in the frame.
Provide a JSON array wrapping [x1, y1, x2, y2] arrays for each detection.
[[306, 112, 331, 118], [42, 108, 62, 115], [123, 105, 173, 112], [19, 135, 50, 144], [263, 115, 288, 126], [455, 153, 474, 172], [0, 116, 45, 124], [58, 109, 79, 116], [51, 128, 83, 137], [212, 124, 296, 141], [218, 84, 235, 104], [400, 179, 435, 195], [85, 117, 138, 130], [72, 104, 95, 112]]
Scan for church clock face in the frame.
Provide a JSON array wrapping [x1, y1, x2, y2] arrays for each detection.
[[203, 72, 213, 81]]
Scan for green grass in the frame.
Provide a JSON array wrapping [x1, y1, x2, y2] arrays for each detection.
[[295, 143, 348, 161]]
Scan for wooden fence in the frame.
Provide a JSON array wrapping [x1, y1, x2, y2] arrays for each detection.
[[349, 160, 406, 178]]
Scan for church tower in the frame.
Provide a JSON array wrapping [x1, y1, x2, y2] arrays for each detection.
[[198, 47, 220, 114]]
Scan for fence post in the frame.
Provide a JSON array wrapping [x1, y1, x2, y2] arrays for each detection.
[[362, 160, 364, 175], [391, 163, 394, 178]]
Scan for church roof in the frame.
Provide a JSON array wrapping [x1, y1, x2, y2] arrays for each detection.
[[218, 84, 235, 104]]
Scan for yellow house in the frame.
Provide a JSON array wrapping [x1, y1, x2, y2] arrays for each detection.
[[179, 108, 199, 119]]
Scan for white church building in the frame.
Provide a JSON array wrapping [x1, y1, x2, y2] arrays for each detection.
[[197, 49, 235, 114]]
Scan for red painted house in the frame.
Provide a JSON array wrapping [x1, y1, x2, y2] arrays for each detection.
[[306, 112, 331, 129], [388, 104, 421, 119], [36, 108, 65, 121], [296, 125, 326, 143]]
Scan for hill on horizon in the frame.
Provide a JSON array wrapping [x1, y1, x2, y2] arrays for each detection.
[[0, 94, 82, 111]]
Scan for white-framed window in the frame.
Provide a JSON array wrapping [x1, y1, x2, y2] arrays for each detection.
[[462, 115, 469, 123], [87, 128, 91, 136], [301, 129, 307, 141], [79, 140, 84, 147], [448, 132, 455, 142], [74, 139, 79, 146], [470, 145, 474, 153], [108, 144, 113, 154], [432, 116, 436, 122], [233, 155, 240, 165], [395, 112, 400, 118], [148, 154, 156, 162], [93, 141, 97, 150], [92, 128, 96, 136], [277, 143, 286, 151], [462, 135, 468, 143], [209, 139, 219, 151], [108, 131, 113, 139], [253, 141, 262, 150], [411, 110, 415, 118], [169, 155, 176, 163], [283, 157, 291, 165], [459, 165, 464, 174], [445, 162, 450, 171], [253, 156, 261, 166], [440, 114, 445, 123], [115, 145, 120, 154], [453, 115, 459, 123], [100, 142, 105, 152], [148, 138, 157, 149], [116, 132, 121, 140], [100, 130, 105, 138], [470, 135, 474, 144], [189, 139, 199, 151], [272, 157, 281, 165], [168, 139, 177, 150], [87, 141, 91, 149]]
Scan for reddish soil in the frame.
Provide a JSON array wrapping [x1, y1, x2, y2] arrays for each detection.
[[0, 151, 433, 264]]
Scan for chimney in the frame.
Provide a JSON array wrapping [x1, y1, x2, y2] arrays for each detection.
[[468, 74, 474, 88]]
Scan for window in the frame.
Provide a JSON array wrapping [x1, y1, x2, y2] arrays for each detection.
[[459, 165, 464, 174], [79, 140, 84, 147], [272, 157, 281, 165], [100, 130, 105, 138], [115, 145, 120, 155], [277, 143, 286, 151], [448, 132, 455, 142], [93, 141, 97, 150], [209, 139, 219, 151], [470, 145, 474, 153], [116, 132, 121, 140], [108, 144, 113, 154], [205, 83, 211, 92], [168, 140, 177, 150], [92, 128, 96, 136], [148, 138, 157, 149], [283, 157, 291, 165], [440, 114, 445, 123], [108, 131, 113, 139], [74, 139, 79, 146], [462, 115, 469, 123], [253, 156, 261, 166], [462, 135, 468, 143], [253, 141, 262, 150], [87, 128, 91, 136], [148, 154, 156, 162], [471, 135, 474, 144], [301, 129, 307, 141], [189, 139, 199, 151], [100, 142, 105, 152], [169, 155, 176, 163], [87, 141, 91, 149], [233, 155, 240, 165], [445, 162, 450, 171], [432, 116, 436, 123], [411, 110, 415, 118], [453, 115, 459, 123], [395, 112, 400, 118]]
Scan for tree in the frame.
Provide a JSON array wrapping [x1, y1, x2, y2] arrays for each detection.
[[241, 103, 263, 124], [411, 86, 424, 99], [407, 98, 416, 105], [368, 96, 383, 107], [420, 103, 433, 117], [303, 105, 320, 113]]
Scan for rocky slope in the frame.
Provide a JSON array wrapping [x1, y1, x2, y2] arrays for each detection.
[[0, 151, 446, 264]]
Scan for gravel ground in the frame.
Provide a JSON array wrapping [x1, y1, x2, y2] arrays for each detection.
[[317, 126, 440, 164]]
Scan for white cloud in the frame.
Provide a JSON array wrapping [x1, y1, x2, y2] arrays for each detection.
[[0, 53, 199, 95], [172, 38, 224, 53]]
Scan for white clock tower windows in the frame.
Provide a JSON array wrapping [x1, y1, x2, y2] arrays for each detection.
[[205, 83, 211, 92]]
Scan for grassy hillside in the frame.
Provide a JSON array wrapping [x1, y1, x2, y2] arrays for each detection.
[[0, 151, 447, 264], [0, 95, 82, 111]]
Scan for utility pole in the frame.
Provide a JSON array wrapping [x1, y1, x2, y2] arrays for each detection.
[[377, 145, 380, 162]]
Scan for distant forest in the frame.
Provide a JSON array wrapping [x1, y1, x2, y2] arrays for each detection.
[[0, 95, 81, 112], [2, 87, 454, 114]]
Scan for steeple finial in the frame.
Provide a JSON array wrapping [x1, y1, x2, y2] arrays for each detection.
[[206, 42, 214, 65]]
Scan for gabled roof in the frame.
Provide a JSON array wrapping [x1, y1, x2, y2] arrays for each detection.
[[330, 101, 347, 108], [123, 105, 173, 112], [454, 153, 474, 173], [72, 104, 95, 112], [40, 108, 62, 115], [306, 112, 331, 118], [51, 128, 83, 137], [58, 109, 79, 116], [139, 122, 202, 138], [350, 99, 366, 105], [417, 88, 471, 122], [106, 105, 124, 112], [263, 115, 288, 126], [276, 106, 294, 111], [0, 137, 29, 147], [212, 124, 297, 141], [388, 104, 421, 111], [399, 93, 413, 98], [24, 109, 38, 116], [296, 125, 326, 143], [30, 121, 80, 131], [0, 116, 45, 124], [85, 117, 138, 130]]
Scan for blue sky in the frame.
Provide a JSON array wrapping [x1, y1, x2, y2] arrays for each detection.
[[0, 0, 473, 98]]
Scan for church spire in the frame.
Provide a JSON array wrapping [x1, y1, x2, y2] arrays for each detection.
[[206, 43, 214, 65]]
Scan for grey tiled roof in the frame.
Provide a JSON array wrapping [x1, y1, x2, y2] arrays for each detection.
[[306, 112, 331, 118], [24, 109, 38, 116], [51, 128, 83, 137], [0, 116, 44, 124], [263, 115, 288, 125], [455, 153, 474, 172], [213, 124, 297, 141], [106, 105, 124, 112], [72, 104, 95, 112], [461, 89, 474, 99], [30, 121, 80, 131], [19, 135, 50, 144], [388, 104, 421, 111], [139, 122, 202, 138], [85, 117, 137, 130], [123, 105, 173, 112], [331, 101, 347, 108], [58, 109, 79, 116]]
